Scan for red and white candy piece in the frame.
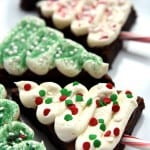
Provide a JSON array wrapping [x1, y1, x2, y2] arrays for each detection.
[[120, 31, 150, 43], [122, 134, 150, 149]]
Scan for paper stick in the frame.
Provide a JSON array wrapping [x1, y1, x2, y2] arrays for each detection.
[[120, 31, 150, 43]]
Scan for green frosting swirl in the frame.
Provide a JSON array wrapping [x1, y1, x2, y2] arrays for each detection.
[[0, 121, 46, 150], [26, 27, 64, 74], [0, 83, 46, 150], [0, 121, 34, 143], [0, 16, 108, 77], [0, 16, 45, 75], [0, 99, 19, 127], [0, 140, 46, 150]]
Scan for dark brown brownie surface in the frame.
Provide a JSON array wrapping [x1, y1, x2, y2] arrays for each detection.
[[20, 0, 39, 11], [0, 68, 113, 89]]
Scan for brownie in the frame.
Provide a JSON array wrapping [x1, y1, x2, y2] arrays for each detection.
[[37, 0, 137, 65], [0, 69, 113, 89], [10, 81, 145, 150]]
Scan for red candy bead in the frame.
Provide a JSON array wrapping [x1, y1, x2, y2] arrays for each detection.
[[112, 104, 120, 112], [106, 83, 113, 89], [83, 142, 90, 150], [104, 130, 111, 137], [103, 97, 111, 104], [59, 95, 67, 101], [68, 104, 78, 115], [43, 108, 51, 116], [113, 127, 120, 136], [24, 83, 31, 91], [35, 97, 43, 105], [89, 117, 98, 126]]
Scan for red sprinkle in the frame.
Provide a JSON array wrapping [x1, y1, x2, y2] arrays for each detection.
[[35, 97, 43, 105], [113, 127, 120, 136], [106, 83, 113, 89], [104, 130, 111, 137], [89, 117, 98, 126], [24, 83, 31, 91], [68, 104, 78, 115], [83, 142, 90, 150], [43, 108, 51, 116], [103, 97, 111, 104], [59, 95, 67, 102], [96, 99, 100, 107], [19, 134, 25, 139], [112, 104, 120, 112], [125, 90, 132, 95]]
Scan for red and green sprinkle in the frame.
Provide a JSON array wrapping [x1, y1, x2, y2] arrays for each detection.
[[59, 88, 72, 102], [125, 90, 133, 98]]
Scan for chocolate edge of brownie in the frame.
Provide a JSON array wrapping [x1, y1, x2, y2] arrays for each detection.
[[37, 7, 137, 66], [0, 69, 114, 89], [9, 87, 145, 150], [20, 0, 40, 11]]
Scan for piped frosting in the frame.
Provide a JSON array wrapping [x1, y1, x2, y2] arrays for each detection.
[[16, 81, 138, 150], [0, 83, 46, 149], [37, 0, 132, 47]]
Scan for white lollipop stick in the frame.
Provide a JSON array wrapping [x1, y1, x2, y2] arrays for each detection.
[[120, 31, 150, 43], [122, 134, 150, 149]]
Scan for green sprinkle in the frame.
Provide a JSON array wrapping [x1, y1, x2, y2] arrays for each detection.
[[45, 98, 53, 104], [86, 98, 93, 106], [76, 95, 83, 102], [98, 118, 104, 124], [89, 134, 97, 140], [113, 101, 118, 105], [73, 81, 79, 86], [64, 114, 73, 121], [99, 123, 106, 131], [65, 99, 73, 106], [93, 139, 101, 148], [99, 99, 106, 106], [39, 90, 46, 97], [60, 88, 72, 96], [126, 94, 133, 98], [110, 94, 118, 102]]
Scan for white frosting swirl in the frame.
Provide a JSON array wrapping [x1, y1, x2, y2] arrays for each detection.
[[16, 81, 138, 149], [0, 84, 7, 99]]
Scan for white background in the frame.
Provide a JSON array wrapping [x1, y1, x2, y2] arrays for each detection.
[[0, 0, 150, 150]]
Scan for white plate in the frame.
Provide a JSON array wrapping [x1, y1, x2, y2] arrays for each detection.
[[0, 0, 150, 150]]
